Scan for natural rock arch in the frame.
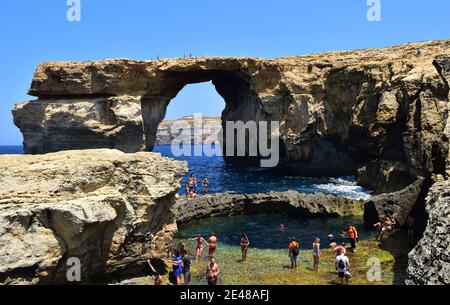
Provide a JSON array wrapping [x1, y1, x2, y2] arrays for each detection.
[[13, 40, 450, 188]]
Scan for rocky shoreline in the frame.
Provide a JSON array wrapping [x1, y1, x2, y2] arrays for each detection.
[[2, 39, 449, 285], [0, 149, 187, 284]]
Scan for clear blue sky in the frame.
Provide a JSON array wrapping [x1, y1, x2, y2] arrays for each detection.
[[0, 0, 449, 144]]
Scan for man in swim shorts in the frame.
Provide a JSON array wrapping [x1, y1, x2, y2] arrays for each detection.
[[206, 257, 221, 285], [208, 233, 218, 257]]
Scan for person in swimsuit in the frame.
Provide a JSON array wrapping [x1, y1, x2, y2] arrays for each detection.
[[193, 176, 198, 194], [347, 224, 358, 253], [206, 257, 221, 285], [208, 233, 218, 257], [185, 181, 190, 198], [378, 217, 394, 241], [288, 237, 300, 269], [147, 260, 163, 285], [312, 237, 321, 271], [166, 250, 183, 285], [189, 236, 208, 260], [373, 221, 384, 241], [203, 178, 209, 195], [328, 234, 337, 251], [240, 234, 250, 262], [407, 214, 415, 239]]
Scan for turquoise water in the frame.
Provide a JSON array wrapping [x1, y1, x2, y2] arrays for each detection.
[[174, 213, 378, 285]]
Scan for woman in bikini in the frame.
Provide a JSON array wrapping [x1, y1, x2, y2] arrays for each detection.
[[312, 237, 321, 271], [189, 236, 209, 260], [240, 234, 250, 262]]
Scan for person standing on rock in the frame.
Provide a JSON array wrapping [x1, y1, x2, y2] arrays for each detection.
[[240, 234, 250, 262], [335, 250, 351, 285], [203, 178, 209, 195], [193, 176, 198, 194], [347, 224, 358, 253], [182, 252, 192, 285], [189, 236, 209, 260], [312, 237, 321, 271], [288, 237, 300, 269], [208, 233, 218, 257], [206, 257, 221, 285], [147, 260, 163, 285], [166, 250, 183, 285]]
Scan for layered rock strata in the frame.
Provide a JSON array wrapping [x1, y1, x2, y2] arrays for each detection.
[[0, 149, 187, 284], [13, 40, 450, 182]]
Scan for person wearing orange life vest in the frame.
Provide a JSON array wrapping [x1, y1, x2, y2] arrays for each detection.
[[347, 224, 358, 253], [288, 237, 300, 269]]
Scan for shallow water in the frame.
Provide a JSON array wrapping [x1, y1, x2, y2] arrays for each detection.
[[154, 145, 372, 200], [173, 213, 393, 285]]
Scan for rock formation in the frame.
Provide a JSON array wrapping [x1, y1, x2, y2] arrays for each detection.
[[363, 179, 424, 226], [13, 40, 450, 184], [173, 191, 364, 224], [406, 180, 450, 285], [0, 149, 187, 284], [156, 116, 222, 145]]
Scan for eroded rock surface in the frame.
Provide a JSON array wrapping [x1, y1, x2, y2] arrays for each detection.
[[406, 180, 450, 285], [363, 179, 424, 226], [13, 40, 450, 181], [172, 191, 364, 224], [0, 149, 187, 284]]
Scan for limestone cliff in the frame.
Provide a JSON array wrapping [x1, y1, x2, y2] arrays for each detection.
[[13, 40, 450, 184], [156, 116, 221, 145], [0, 149, 187, 284], [406, 180, 450, 285]]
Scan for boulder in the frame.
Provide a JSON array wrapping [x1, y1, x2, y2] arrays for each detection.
[[356, 160, 419, 194], [363, 179, 424, 226], [0, 149, 187, 284]]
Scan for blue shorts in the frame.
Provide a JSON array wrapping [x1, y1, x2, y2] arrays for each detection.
[[174, 268, 183, 277]]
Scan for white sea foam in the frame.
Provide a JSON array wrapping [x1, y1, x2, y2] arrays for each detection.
[[312, 177, 373, 200]]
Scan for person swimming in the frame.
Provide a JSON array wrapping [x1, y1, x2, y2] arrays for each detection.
[[279, 224, 286, 233], [240, 234, 250, 262]]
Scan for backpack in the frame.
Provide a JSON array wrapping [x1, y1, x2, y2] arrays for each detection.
[[338, 258, 346, 269], [292, 243, 299, 256]]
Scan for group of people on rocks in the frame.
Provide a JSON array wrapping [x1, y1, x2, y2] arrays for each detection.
[[185, 174, 209, 198], [373, 216, 397, 241]]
